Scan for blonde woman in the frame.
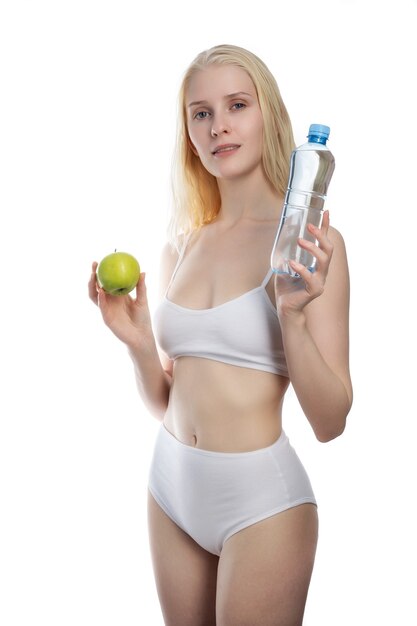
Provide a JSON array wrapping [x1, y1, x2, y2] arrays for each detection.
[[89, 44, 352, 626]]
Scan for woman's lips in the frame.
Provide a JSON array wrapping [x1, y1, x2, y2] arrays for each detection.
[[212, 144, 241, 156]]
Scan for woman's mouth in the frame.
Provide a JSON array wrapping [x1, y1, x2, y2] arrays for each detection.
[[212, 144, 241, 156]]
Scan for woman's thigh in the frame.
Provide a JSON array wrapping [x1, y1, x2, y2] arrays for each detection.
[[216, 503, 318, 626], [147, 490, 219, 626]]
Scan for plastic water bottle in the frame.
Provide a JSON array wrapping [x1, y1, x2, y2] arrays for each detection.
[[271, 124, 335, 276]]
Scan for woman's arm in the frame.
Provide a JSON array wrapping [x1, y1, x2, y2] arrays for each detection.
[[276, 214, 353, 442], [127, 241, 179, 419], [88, 242, 178, 421], [127, 325, 172, 421]]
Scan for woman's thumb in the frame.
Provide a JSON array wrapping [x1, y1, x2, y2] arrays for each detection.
[[136, 271, 147, 302]]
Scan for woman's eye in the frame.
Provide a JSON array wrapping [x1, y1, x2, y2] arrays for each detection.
[[194, 111, 210, 120], [231, 102, 246, 110]]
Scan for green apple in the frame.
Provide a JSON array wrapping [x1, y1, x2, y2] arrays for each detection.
[[97, 251, 141, 295]]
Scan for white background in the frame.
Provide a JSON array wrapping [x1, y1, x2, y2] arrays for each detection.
[[1, 0, 416, 624]]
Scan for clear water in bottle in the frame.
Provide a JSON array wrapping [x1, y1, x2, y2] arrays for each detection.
[[271, 124, 335, 276]]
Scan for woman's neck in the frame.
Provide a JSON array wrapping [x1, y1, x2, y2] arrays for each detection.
[[216, 172, 283, 224]]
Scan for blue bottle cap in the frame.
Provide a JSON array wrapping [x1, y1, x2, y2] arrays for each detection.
[[308, 124, 330, 140]]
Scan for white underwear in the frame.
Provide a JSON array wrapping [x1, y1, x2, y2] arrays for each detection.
[[148, 424, 317, 556]]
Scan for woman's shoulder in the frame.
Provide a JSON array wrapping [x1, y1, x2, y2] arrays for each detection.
[[160, 231, 190, 263], [160, 240, 179, 276], [328, 224, 345, 244], [159, 232, 193, 291], [327, 225, 349, 269], [320, 224, 350, 304]]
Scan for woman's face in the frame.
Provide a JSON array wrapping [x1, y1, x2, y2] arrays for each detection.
[[185, 64, 264, 181]]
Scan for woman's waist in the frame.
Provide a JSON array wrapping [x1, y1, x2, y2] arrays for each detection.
[[164, 388, 285, 453], [164, 358, 288, 451], [170, 357, 288, 400]]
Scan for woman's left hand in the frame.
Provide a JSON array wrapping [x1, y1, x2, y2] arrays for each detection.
[[274, 210, 334, 318]]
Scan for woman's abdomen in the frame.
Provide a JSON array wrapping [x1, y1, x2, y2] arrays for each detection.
[[163, 357, 289, 452]]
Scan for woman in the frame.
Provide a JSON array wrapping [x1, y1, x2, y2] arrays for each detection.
[[89, 44, 352, 626]]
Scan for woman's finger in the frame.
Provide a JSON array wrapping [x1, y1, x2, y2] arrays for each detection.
[[319, 209, 330, 236], [88, 262, 99, 304], [308, 222, 332, 252], [96, 285, 107, 311], [297, 237, 330, 271], [289, 260, 325, 298], [310, 213, 333, 254], [135, 272, 147, 305]]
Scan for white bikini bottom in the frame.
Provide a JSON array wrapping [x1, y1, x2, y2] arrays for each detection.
[[148, 423, 317, 556]]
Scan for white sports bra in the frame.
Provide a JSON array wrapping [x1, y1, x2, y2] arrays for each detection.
[[153, 235, 288, 377]]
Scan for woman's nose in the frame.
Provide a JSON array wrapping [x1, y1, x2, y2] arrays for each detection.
[[211, 116, 231, 137]]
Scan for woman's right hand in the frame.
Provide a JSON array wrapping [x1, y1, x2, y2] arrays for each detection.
[[88, 262, 153, 350]]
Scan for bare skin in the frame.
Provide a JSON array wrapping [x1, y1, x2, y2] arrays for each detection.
[[89, 63, 352, 625], [161, 215, 290, 452]]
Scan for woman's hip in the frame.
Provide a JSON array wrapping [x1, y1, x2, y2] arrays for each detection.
[[147, 422, 317, 555]]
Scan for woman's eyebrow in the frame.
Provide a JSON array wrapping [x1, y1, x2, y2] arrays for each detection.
[[187, 91, 253, 108]]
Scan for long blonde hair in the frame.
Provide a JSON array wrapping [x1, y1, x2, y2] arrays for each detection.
[[169, 44, 295, 246]]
